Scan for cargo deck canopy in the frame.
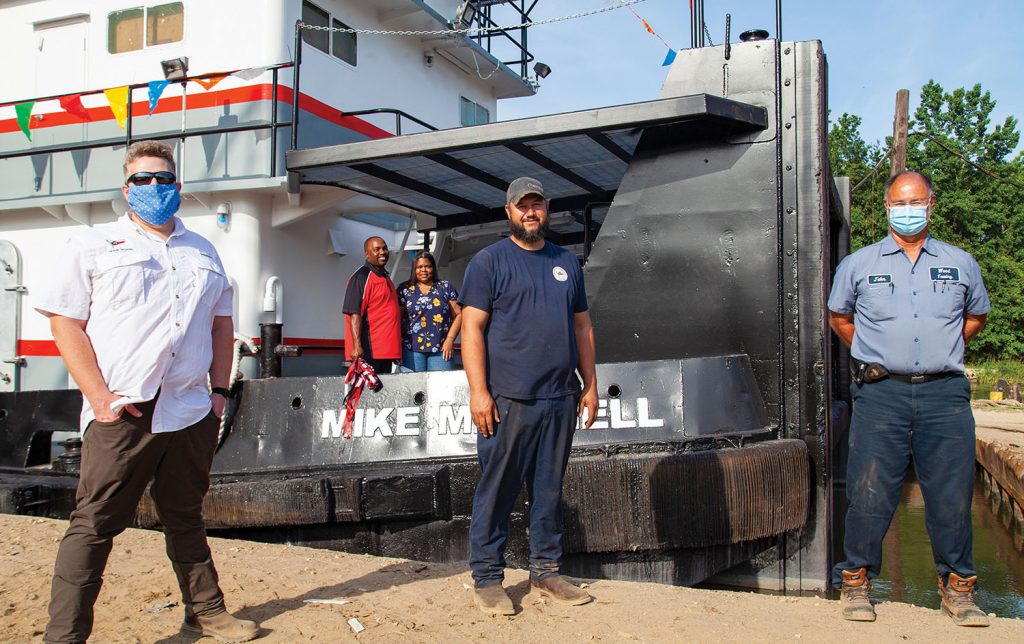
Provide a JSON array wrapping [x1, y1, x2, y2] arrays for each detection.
[[286, 94, 768, 232]]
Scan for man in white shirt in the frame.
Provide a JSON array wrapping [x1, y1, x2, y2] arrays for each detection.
[[36, 140, 260, 643]]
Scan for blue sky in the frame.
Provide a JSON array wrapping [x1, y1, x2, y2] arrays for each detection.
[[496, 0, 1024, 155]]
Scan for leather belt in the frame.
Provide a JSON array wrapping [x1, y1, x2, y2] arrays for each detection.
[[886, 372, 962, 384]]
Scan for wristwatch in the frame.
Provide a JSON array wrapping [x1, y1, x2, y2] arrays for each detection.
[[211, 387, 232, 399]]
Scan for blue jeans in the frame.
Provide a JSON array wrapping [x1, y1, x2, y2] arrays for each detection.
[[832, 374, 976, 587], [401, 348, 453, 372], [470, 394, 577, 587]]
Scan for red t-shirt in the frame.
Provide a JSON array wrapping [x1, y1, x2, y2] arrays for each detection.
[[342, 263, 401, 360]]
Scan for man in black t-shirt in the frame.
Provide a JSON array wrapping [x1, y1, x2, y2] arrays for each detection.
[[459, 177, 598, 616]]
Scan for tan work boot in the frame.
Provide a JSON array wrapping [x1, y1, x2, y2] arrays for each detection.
[[839, 568, 875, 622], [939, 573, 989, 627], [474, 584, 515, 616], [531, 575, 593, 606], [181, 610, 261, 643]]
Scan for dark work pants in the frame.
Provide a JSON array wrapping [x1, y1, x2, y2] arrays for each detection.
[[469, 394, 577, 587], [45, 401, 225, 644], [831, 375, 976, 588], [366, 358, 393, 375]]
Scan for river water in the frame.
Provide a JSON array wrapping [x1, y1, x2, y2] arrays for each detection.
[[872, 474, 1024, 619]]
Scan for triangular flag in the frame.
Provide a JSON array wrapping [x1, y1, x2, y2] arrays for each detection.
[[233, 67, 266, 81], [642, 19, 655, 35], [662, 49, 678, 66], [15, 101, 35, 141], [104, 86, 130, 130], [193, 74, 227, 90], [148, 80, 170, 114], [59, 94, 90, 120]]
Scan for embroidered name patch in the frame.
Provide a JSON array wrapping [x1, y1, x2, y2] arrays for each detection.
[[930, 266, 960, 282], [867, 274, 891, 284]]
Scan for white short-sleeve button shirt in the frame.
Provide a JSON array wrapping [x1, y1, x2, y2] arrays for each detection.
[[35, 214, 233, 433]]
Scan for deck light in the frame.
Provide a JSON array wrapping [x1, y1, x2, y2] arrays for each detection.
[[161, 57, 190, 81], [533, 62, 552, 79], [454, 1, 477, 29]]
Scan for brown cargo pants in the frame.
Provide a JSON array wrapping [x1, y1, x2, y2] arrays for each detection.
[[44, 400, 226, 644]]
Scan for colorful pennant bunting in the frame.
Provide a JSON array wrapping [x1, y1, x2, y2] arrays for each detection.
[[58, 94, 90, 121], [104, 86, 130, 130], [14, 101, 35, 141], [193, 74, 227, 90], [625, 1, 676, 64], [148, 80, 170, 114]]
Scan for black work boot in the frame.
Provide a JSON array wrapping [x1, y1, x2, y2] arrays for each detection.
[[939, 573, 989, 627], [839, 568, 875, 622]]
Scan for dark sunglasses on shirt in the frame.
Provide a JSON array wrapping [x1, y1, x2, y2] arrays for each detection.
[[125, 171, 177, 186]]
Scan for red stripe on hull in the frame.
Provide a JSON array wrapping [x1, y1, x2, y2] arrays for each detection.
[[0, 85, 393, 140], [17, 340, 61, 357], [19, 337, 457, 358]]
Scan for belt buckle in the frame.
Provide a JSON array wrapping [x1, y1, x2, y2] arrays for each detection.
[[910, 375, 927, 384]]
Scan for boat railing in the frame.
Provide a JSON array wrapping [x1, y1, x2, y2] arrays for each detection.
[[0, 63, 295, 177], [469, 0, 536, 80], [339, 109, 438, 136]]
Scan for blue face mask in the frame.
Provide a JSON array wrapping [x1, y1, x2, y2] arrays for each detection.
[[888, 204, 928, 235], [127, 183, 180, 227]]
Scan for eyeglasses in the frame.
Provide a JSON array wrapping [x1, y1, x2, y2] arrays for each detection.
[[125, 171, 177, 186]]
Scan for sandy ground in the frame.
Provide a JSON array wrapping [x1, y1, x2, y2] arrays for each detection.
[[4, 405, 1022, 643], [1, 513, 1020, 644], [973, 401, 1024, 445]]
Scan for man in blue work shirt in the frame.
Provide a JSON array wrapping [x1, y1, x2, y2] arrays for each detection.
[[828, 170, 990, 626], [460, 177, 598, 616]]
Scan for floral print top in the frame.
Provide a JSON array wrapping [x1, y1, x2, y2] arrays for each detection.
[[398, 279, 459, 354]]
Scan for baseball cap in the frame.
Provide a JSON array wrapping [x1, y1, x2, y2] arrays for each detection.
[[506, 177, 545, 206]]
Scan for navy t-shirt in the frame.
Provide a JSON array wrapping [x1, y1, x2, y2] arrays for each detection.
[[459, 238, 588, 400]]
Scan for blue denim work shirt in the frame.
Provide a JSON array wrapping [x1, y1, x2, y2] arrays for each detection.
[[827, 234, 990, 374]]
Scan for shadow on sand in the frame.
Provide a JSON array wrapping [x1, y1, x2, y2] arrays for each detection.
[[154, 559, 475, 643]]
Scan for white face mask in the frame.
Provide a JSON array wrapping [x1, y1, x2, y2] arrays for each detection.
[[888, 204, 928, 235]]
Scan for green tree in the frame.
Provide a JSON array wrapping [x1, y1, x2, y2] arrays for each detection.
[[828, 81, 1024, 360], [828, 112, 888, 248]]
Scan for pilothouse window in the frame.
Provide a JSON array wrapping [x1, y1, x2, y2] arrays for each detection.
[[108, 3, 184, 54], [460, 97, 490, 126], [302, 1, 357, 66]]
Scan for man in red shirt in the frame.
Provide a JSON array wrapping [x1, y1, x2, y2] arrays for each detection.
[[343, 237, 401, 373]]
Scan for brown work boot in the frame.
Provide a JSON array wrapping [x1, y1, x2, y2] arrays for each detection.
[[181, 610, 261, 642], [474, 583, 515, 616], [839, 568, 875, 622], [939, 573, 989, 627], [531, 575, 593, 606]]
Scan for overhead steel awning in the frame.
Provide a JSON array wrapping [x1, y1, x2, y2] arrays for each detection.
[[286, 94, 768, 231]]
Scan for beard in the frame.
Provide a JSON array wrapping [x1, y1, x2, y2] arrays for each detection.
[[509, 217, 548, 244]]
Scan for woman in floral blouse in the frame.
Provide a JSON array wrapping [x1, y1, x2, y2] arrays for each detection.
[[397, 251, 462, 371]]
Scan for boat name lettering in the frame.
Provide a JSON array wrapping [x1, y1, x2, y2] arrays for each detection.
[[319, 397, 665, 439]]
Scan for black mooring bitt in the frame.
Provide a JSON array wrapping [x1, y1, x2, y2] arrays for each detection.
[[259, 322, 283, 378]]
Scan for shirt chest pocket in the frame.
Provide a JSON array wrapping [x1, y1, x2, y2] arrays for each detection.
[[191, 255, 226, 309], [93, 250, 151, 310], [858, 286, 897, 322], [926, 283, 964, 319]]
